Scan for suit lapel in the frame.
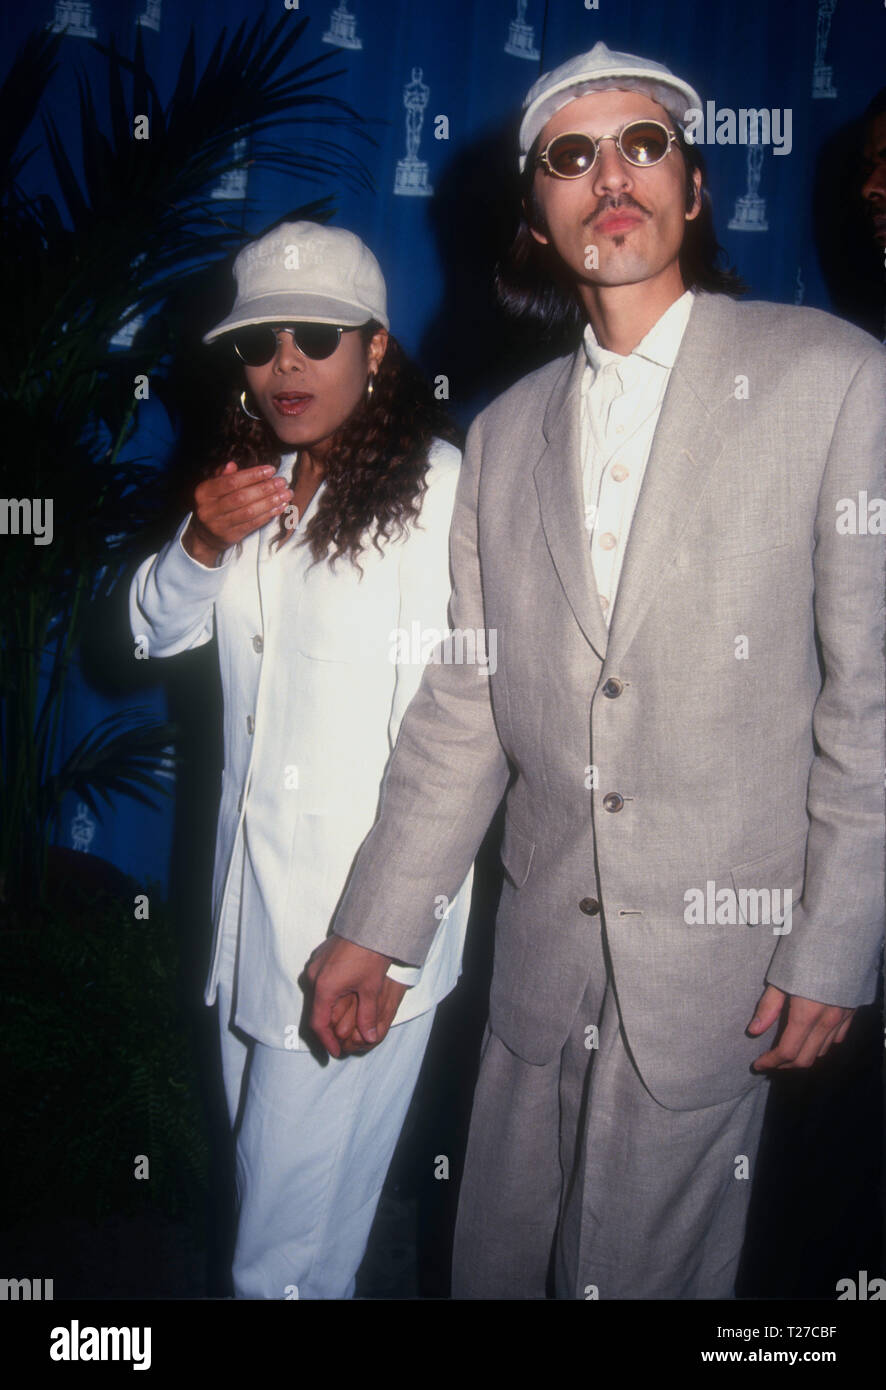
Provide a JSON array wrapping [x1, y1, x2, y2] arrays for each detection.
[[534, 348, 610, 660], [604, 294, 729, 669]]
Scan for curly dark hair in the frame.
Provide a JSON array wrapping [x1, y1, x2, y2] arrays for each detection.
[[496, 124, 747, 344], [202, 323, 461, 570]]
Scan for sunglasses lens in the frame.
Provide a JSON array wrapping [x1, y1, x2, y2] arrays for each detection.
[[233, 326, 277, 366], [621, 122, 670, 165], [547, 133, 597, 178], [291, 324, 342, 360], [232, 323, 344, 364]]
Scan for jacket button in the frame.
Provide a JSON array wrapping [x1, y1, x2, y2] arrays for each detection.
[[602, 677, 623, 698], [252, 634, 263, 653], [246, 715, 254, 735], [579, 897, 600, 916], [602, 792, 624, 812]]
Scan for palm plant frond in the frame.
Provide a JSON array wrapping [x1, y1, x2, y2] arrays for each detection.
[[0, 28, 64, 201], [0, 18, 372, 911], [40, 714, 180, 824]]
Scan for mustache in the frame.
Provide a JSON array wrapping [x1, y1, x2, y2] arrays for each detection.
[[584, 194, 651, 227]]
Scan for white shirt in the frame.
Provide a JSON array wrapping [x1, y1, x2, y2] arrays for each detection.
[[129, 440, 473, 1049], [580, 290, 695, 623]]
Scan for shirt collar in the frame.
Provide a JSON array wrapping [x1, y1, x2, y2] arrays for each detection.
[[582, 288, 695, 379], [270, 450, 326, 541]]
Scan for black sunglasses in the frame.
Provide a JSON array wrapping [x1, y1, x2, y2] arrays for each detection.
[[536, 120, 677, 179], [232, 322, 359, 367]]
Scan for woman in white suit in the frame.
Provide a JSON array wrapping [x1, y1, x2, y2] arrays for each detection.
[[129, 221, 473, 1299]]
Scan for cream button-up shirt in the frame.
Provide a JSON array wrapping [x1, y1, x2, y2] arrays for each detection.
[[580, 289, 695, 623]]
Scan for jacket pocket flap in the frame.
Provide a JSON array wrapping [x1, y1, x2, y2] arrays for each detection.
[[500, 821, 535, 889], [729, 831, 807, 925]]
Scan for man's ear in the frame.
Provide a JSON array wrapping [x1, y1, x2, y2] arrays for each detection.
[[685, 168, 703, 221], [524, 194, 550, 246]]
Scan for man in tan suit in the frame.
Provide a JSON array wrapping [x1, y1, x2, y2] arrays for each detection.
[[307, 43, 886, 1298]]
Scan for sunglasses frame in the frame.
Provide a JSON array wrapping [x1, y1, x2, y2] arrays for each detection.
[[233, 322, 360, 366], [536, 120, 678, 180]]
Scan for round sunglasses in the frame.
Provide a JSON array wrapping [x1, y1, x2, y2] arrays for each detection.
[[536, 120, 678, 179], [232, 322, 360, 367]]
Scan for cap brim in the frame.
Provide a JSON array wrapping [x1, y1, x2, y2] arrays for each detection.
[[203, 292, 387, 344]]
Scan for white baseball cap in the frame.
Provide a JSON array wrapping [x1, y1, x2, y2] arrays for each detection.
[[203, 220, 389, 342], [519, 41, 703, 171]]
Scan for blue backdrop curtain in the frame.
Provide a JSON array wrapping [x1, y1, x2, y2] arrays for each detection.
[[2, 0, 881, 893]]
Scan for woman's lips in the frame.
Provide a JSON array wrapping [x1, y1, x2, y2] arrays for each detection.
[[272, 393, 313, 417]]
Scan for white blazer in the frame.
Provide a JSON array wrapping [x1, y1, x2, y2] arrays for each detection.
[[129, 439, 473, 1049]]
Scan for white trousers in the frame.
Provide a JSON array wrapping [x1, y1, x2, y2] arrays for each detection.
[[216, 907, 437, 1300]]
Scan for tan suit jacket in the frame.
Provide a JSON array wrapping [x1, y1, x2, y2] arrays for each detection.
[[331, 292, 886, 1109]]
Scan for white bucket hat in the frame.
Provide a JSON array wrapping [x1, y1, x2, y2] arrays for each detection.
[[519, 41, 703, 172], [203, 220, 389, 343]]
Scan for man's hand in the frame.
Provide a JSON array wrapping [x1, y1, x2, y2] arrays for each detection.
[[183, 460, 293, 565], [748, 985, 854, 1070], [325, 978, 409, 1056], [306, 936, 405, 1058]]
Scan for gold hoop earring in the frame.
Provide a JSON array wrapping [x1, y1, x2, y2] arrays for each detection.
[[239, 390, 262, 421], [366, 374, 375, 401]]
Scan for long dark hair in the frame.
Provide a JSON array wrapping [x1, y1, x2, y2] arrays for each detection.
[[495, 125, 747, 344], [203, 322, 461, 570]]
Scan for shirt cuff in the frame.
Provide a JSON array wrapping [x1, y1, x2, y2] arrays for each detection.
[[386, 962, 420, 988], [175, 513, 234, 574]]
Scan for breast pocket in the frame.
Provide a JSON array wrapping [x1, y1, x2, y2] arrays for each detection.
[[294, 553, 399, 665], [674, 458, 791, 567]]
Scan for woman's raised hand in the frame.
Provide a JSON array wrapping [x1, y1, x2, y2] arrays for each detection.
[[183, 460, 294, 565]]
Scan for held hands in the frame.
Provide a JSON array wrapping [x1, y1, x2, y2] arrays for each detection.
[[306, 936, 408, 1058], [748, 985, 854, 1070], [183, 460, 293, 565]]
